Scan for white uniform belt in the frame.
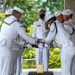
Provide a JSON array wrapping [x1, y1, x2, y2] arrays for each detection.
[[59, 41, 74, 48]]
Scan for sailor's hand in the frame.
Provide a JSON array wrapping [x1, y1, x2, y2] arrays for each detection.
[[36, 39, 40, 46], [35, 42, 39, 46], [26, 43, 32, 48], [45, 22, 49, 30], [36, 39, 40, 43]]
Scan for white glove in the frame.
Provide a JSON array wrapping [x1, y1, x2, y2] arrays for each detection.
[[44, 44, 48, 48], [26, 44, 32, 48]]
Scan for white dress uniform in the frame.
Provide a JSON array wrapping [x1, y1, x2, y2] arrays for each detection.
[[32, 18, 49, 71], [0, 15, 35, 75], [62, 9, 75, 75], [63, 19, 75, 75], [15, 47, 23, 75], [10, 41, 20, 75], [10, 36, 25, 75], [15, 36, 26, 75], [45, 20, 75, 75]]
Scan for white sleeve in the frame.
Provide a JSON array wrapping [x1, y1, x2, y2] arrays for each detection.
[[32, 22, 38, 41], [32, 22, 37, 38], [45, 24, 56, 44], [16, 36, 25, 45], [15, 22, 35, 44], [63, 23, 73, 34]]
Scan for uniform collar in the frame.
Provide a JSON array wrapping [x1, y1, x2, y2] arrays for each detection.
[[64, 19, 72, 23], [11, 15, 18, 20], [4, 15, 18, 24], [38, 18, 46, 22]]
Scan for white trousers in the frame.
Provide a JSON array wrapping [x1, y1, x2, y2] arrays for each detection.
[[0, 46, 11, 75], [71, 55, 75, 75], [60, 45, 75, 75], [11, 48, 23, 75], [36, 47, 49, 71], [15, 49, 23, 75], [10, 50, 18, 75]]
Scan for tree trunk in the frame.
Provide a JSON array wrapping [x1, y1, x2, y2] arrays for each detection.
[[1, 0, 7, 13]]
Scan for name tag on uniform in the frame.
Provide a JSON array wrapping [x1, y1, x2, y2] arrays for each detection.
[[37, 25, 41, 27], [37, 24, 43, 39]]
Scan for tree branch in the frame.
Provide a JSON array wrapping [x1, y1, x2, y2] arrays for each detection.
[[1, 0, 7, 13]]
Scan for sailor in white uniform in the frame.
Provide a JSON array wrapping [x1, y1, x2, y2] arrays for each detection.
[[45, 12, 75, 75], [62, 9, 75, 75], [11, 37, 25, 75], [45, 14, 57, 48], [0, 6, 36, 75], [32, 8, 49, 71], [5, 8, 25, 75], [62, 9, 75, 43]]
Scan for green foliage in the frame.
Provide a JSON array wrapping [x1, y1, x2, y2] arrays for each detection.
[[22, 47, 61, 69], [27, 25, 33, 36], [0, 13, 5, 18], [0, 13, 6, 26], [49, 48, 61, 68], [22, 48, 35, 59], [5, 0, 40, 28], [43, 0, 64, 14], [22, 48, 36, 69], [23, 60, 36, 69], [0, 0, 64, 28]]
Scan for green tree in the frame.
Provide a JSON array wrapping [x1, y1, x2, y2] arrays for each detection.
[[0, 0, 64, 28], [41, 0, 64, 14]]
